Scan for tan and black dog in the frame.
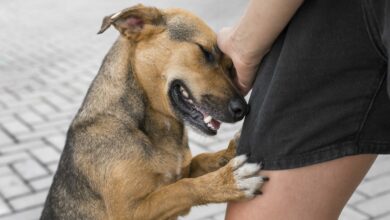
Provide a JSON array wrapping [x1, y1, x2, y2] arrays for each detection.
[[41, 5, 267, 220]]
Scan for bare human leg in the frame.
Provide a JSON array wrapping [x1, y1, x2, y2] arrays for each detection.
[[225, 154, 377, 220]]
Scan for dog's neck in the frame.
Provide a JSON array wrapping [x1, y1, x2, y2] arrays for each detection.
[[75, 37, 144, 126], [75, 37, 185, 144]]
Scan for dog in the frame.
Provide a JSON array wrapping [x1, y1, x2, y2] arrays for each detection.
[[41, 4, 267, 220]]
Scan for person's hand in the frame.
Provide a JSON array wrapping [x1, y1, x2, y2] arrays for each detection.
[[217, 27, 263, 96]]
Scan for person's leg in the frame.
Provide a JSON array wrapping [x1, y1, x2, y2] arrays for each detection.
[[225, 154, 377, 220]]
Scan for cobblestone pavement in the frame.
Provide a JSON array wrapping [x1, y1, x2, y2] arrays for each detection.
[[1, 0, 390, 219]]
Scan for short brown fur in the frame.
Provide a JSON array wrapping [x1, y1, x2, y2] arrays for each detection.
[[41, 5, 265, 220]]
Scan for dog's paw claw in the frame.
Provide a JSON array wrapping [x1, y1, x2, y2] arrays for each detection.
[[233, 162, 266, 198], [230, 159, 270, 198], [225, 156, 269, 199], [254, 190, 263, 195]]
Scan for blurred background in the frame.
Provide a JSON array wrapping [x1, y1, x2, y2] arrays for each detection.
[[0, 0, 389, 219]]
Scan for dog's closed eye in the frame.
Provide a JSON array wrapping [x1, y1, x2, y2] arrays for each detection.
[[196, 44, 214, 63]]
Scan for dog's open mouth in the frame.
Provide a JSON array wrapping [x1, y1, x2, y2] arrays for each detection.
[[169, 80, 221, 135]]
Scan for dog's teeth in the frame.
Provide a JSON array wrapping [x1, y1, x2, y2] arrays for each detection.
[[207, 123, 216, 130], [182, 90, 189, 98], [204, 116, 212, 124]]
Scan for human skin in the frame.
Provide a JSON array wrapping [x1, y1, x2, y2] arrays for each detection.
[[225, 155, 376, 220], [217, 0, 304, 95]]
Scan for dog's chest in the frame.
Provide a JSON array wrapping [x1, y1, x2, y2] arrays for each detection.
[[162, 154, 184, 183]]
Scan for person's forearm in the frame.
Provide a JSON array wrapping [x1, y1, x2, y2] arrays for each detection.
[[231, 0, 304, 63]]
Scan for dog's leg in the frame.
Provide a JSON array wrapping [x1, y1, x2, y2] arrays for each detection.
[[133, 154, 265, 220], [189, 132, 240, 178]]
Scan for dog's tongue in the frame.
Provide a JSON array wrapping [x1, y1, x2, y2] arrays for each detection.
[[211, 119, 221, 130]]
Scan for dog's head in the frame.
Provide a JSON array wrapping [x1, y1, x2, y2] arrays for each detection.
[[99, 5, 248, 135]]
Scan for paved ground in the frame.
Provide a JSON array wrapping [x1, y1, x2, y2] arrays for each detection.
[[1, 0, 390, 219]]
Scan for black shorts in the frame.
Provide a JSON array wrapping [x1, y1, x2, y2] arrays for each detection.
[[237, 0, 390, 170]]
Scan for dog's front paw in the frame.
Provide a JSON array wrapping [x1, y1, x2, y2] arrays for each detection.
[[198, 154, 268, 203], [218, 133, 241, 166], [229, 155, 268, 199]]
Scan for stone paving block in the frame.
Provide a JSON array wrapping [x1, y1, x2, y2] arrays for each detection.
[[211, 212, 225, 220], [45, 110, 76, 121], [0, 111, 16, 120], [355, 193, 390, 217], [0, 93, 18, 103], [0, 199, 11, 216], [376, 213, 390, 220], [357, 175, 390, 197], [188, 129, 220, 147], [44, 134, 66, 151], [5, 98, 40, 109], [214, 126, 240, 141], [0, 167, 12, 176], [55, 84, 81, 98], [13, 158, 48, 180], [0, 140, 45, 154], [17, 111, 45, 125], [0, 102, 6, 111], [181, 203, 226, 220], [30, 175, 54, 191], [9, 190, 48, 211], [0, 174, 31, 198], [14, 128, 62, 143], [22, 91, 52, 103], [0, 119, 31, 134], [30, 146, 60, 164], [364, 156, 390, 179], [43, 93, 74, 111], [189, 143, 208, 156], [339, 206, 370, 220], [31, 102, 57, 116], [48, 163, 58, 174], [65, 82, 88, 95], [32, 118, 72, 131], [347, 191, 367, 204], [187, 124, 240, 151], [0, 131, 13, 146], [0, 152, 29, 166], [0, 206, 42, 220], [207, 140, 231, 152]]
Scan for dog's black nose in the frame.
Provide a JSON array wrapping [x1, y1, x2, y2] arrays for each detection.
[[228, 98, 248, 120]]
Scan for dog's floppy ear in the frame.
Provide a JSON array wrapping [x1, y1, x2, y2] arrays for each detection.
[[98, 4, 165, 41]]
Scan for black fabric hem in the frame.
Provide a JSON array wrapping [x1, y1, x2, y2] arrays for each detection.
[[256, 141, 390, 170]]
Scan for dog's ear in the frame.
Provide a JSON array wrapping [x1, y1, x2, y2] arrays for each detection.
[[98, 4, 165, 41]]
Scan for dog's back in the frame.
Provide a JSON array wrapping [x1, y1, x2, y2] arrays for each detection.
[[41, 38, 148, 219], [41, 130, 107, 220]]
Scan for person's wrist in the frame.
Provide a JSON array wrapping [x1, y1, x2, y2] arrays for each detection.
[[229, 26, 268, 67]]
